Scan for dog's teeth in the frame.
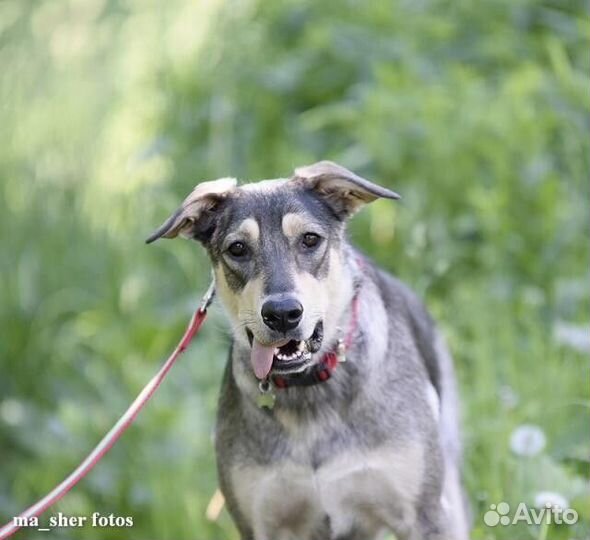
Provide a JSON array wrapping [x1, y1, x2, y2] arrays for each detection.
[[275, 347, 311, 364]]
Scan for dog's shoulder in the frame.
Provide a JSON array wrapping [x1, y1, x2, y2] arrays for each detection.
[[363, 258, 442, 395]]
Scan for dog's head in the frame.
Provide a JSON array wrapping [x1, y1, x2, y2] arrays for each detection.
[[147, 161, 399, 380]]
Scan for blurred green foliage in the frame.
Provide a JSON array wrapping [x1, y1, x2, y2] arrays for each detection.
[[1, 0, 588, 539]]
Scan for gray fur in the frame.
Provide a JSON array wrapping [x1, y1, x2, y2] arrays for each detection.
[[148, 162, 470, 540]]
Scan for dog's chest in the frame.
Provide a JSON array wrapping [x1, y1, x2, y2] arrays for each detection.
[[230, 415, 424, 540]]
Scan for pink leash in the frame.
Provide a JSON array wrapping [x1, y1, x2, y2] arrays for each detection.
[[0, 280, 216, 540]]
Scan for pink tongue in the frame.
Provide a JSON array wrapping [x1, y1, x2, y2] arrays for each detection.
[[250, 340, 276, 380]]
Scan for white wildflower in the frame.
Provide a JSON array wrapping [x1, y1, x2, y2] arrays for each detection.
[[534, 491, 569, 511], [509, 424, 546, 457]]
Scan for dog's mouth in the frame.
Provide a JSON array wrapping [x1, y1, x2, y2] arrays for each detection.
[[246, 321, 323, 379]]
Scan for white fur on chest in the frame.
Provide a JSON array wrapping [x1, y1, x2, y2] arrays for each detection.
[[230, 440, 424, 540]]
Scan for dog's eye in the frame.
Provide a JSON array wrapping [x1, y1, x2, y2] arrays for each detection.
[[227, 241, 248, 258], [301, 233, 321, 249]]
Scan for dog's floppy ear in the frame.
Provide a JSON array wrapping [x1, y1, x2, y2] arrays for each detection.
[[293, 160, 400, 219], [146, 177, 237, 244]]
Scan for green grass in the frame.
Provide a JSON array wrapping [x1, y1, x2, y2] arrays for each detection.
[[1, 1, 588, 539]]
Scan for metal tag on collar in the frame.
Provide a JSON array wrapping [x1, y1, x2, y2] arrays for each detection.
[[257, 379, 276, 410], [336, 338, 347, 363]]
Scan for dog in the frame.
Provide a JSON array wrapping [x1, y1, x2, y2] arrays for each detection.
[[147, 161, 470, 540]]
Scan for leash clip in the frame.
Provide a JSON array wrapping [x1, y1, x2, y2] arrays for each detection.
[[199, 276, 216, 312]]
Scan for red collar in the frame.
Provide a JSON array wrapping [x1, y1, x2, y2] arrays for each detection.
[[271, 291, 361, 389]]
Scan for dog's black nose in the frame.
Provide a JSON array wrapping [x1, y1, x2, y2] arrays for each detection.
[[261, 297, 303, 333]]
